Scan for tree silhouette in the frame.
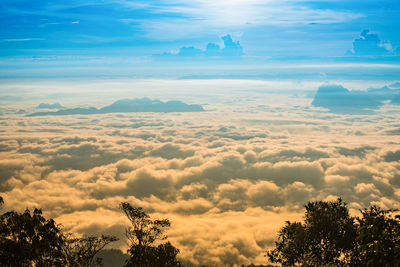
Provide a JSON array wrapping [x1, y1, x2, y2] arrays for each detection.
[[266, 221, 307, 266], [267, 198, 400, 266], [0, 208, 64, 267], [302, 198, 357, 265], [62, 234, 118, 266], [0, 201, 117, 266], [120, 202, 183, 267], [350, 206, 400, 266], [267, 198, 357, 266]]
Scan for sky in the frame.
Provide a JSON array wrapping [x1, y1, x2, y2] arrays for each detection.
[[1, 0, 400, 79], [1, 1, 400, 267]]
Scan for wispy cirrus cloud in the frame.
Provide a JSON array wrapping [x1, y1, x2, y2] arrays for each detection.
[[0, 38, 45, 42], [117, 0, 363, 39]]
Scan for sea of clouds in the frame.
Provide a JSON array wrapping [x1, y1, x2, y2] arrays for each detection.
[[0, 79, 399, 266]]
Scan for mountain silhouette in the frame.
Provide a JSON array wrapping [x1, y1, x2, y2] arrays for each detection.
[[28, 98, 204, 116]]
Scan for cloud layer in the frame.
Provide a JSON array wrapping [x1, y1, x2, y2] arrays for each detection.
[[1, 80, 400, 266]]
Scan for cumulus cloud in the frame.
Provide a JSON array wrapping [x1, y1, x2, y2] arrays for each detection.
[[350, 29, 394, 56], [154, 34, 243, 60], [312, 84, 400, 113], [336, 145, 376, 158], [149, 143, 195, 159], [384, 150, 400, 162]]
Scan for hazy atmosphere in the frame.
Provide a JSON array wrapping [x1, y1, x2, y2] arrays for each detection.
[[1, 0, 400, 266]]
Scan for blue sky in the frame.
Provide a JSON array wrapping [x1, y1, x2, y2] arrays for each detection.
[[1, 0, 400, 77]]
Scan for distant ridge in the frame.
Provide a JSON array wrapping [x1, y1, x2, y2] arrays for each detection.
[[28, 98, 204, 116]]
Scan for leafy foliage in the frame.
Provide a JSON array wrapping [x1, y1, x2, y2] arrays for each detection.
[[0, 208, 64, 267], [120, 202, 183, 267], [351, 206, 400, 266], [3, 195, 398, 266], [62, 234, 118, 266], [267, 198, 400, 266], [302, 199, 357, 265], [124, 241, 183, 267], [0, 204, 117, 267], [266, 221, 307, 266], [120, 202, 170, 247]]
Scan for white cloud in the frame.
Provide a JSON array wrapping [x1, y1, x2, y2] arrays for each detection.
[[118, 0, 362, 39]]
